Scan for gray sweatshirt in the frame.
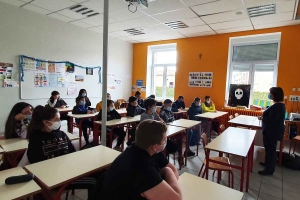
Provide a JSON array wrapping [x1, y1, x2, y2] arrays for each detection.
[[140, 111, 160, 122]]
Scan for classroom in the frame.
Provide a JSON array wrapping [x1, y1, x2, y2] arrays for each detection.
[[0, 0, 300, 200]]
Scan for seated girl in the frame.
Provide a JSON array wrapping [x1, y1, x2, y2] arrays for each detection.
[[5, 102, 33, 139], [26, 106, 96, 199], [46, 91, 70, 131], [97, 100, 126, 152], [72, 96, 94, 145], [78, 89, 92, 107]]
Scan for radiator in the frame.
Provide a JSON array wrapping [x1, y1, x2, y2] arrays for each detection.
[[223, 107, 263, 117]]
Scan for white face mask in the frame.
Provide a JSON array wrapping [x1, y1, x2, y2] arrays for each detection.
[[151, 106, 157, 113], [48, 121, 61, 130]]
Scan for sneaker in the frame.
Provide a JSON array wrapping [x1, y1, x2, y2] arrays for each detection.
[[258, 170, 273, 176], [113, 146, 122, 152], [184, 150, 196, 157]]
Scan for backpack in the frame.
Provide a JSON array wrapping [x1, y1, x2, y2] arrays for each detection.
[[277, 151, 300, 170]]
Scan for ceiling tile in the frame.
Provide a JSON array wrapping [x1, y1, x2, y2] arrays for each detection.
[[122, 16, 160, 28], [216, 26, 253, 34], [48, 13, 73, 22], [0, 0, 27, 6], [57, 9, 86, 20], [181, 0, 219, 7], [108, 32, 120, 38], [191, 0, 244, 16], [201, 9, 248, 24], [250, 12, 294, 25], [23, 4, 52, 15], [77, 14, 116, 26], [140, 24, 171, 34], [111, 30, 133, 37], [181, 17, 206, 27], [109, 8, 147, 22], [21, 0, 33, 2], [254, 20, 300, 29], [88, 26, 103, 33], [152, 8, 198, 23], [276, 0, 296, 13], [177, 25, 212, 34], [108, 22, 133, 32], [184, 30, 216, 37], [70, 0, 88, 3], [81, 0, 127, 13], [31, 0, 77, 12], [127, 40, 139, 43], [209, 18, 252, 30], [126, 30, 184, 41], [244, 0, 288, 8], [141, 0, 187, 15], [70, 20, 92, 28]]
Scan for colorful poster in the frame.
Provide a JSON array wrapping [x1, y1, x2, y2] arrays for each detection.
[[141, 86, 146, 92], [86, 68, 93, 75], [114, 79, 122, 85], [48, 61, 55, 73], [48, 74, 58, 87], [34, 73, 48, 87], [36, 60, 47, 72], [136, 80, 143, 87], [5, 66, 13, 80], [75, 75, 84, 82], [188, 72, 213, 87], [65, 62, 75, 73], [0, 63, 13, 79], [4, 79, 19, 88], [67, 82, 78, 95], [0, 64, 5, 79], [22, 57, 36, 71], [58, 74, 68, 87], [108, 73, 115, 90], [55, 63, 65, 73]]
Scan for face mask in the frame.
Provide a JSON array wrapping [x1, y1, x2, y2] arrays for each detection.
[[151, 106, 157, 113], [27, 115, 32, 120], [48, 121, 61, 130], [109, 107, 114, 111], [206, 100, 211, 104], [268, 93, 272, 100], [80, 101, 86, 106], [157, 139, 167, 153], [166, 107, 172, 111], [82, 93, 87, 97]]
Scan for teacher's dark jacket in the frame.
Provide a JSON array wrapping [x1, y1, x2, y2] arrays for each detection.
[[262, 103, 285, 141]]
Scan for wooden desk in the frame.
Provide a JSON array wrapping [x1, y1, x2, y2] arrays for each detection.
[[24, 146, 120, 200], [173, 109, 188, 119], [56, 108, 72, 114], [65, 132, 80, 141], [116, 109, 127, 117], [179, 173, 244, 200], [205, 127, 256, 192], [0, 138, 28, 167], [168, 119, 201, 165], [0, 167, 41, 200], [195, 111, 228, 141]]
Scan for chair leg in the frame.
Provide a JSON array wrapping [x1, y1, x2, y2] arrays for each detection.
[[228, 171, 230, 188], [293, 141, 297, 154], [65, 191, 69, 200], [231, 171, 234, 189], [72, 189, 75, 195], [198, 163, 204, 177], [289, 140, 293, 154], [201, 167, 207, 178], [213, 170, 216, 177]]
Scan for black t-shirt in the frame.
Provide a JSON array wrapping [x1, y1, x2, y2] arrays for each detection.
[[101, 143, 169, 200]]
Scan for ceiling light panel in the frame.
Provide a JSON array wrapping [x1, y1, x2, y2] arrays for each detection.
[[247, 3, 275, 18], [165, 21, 189, 29]]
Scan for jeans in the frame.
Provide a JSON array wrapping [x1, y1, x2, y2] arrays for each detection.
[[81, 120, 94, 143]]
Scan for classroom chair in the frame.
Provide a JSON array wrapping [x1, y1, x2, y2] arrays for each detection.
[[115, 99, 127, 109], [219, 124, 225, 134], [198, 133, 234, 189], [289, 136, 300, 155], [234, 113, 239, 117], [73, 119, 92, 149]]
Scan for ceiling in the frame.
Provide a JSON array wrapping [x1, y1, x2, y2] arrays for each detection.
[[1, 0, 300, 43]]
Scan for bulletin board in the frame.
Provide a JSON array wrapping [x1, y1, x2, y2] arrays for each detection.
[[19, 55, 102, 100], [188, 72, 213, 87]]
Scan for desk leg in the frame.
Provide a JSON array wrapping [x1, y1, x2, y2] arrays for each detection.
[[197, 125, 201, 156], [93, 123, 99, 145], [240, 158, 245, 192], [69, 117, 74, 133], [205, 150, 210, 180], [185, 129, 189, 166], [217, 152, 223, 183], [179, 131, 183, 170], [246, 143, 253, 192], [209, 120, 213, 142], [279, 140, 283, 166]]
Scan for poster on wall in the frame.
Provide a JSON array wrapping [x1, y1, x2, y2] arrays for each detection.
[[55, 63, 65, 73], [86, 68, 93, 75], [48, 61, 56, 73], [4, 79, 19, 88], [22, 57, 36, 71], [75, 75, 84, 82], [136, 80, 143, 88], [65, 62, 75, 73], [34, 72, 48, 87], [67, 82, 78, 95], [228, 84, 251, 107], [188, 72, 213, 87], [107, 73, 115, 90], [0, 63, 13, 80], [36, 60, 47, 72], [48, 74, 58, 87], [57, 74, 68, 87]]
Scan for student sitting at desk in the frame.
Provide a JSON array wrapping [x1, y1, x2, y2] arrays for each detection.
[[4, 102, 33, 139], [202, 96, 218, 133], [160, 99, 195, 157], [96, 93, 111, 112], [97, 100, 126, 152], [126, 96, 145, 146], [72, 96, 94, 145], [173, 96, 185, 110], [27, 106, 96, 200], [188, 97, 202, 120], [78, 89, 91, 107], [100, 120, 182, 200], [135, 91, 144, 108], [46, 91, 70, 131]]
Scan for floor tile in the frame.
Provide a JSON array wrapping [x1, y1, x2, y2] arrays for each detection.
[[75, 189, 88, 200], [260, 183, 282, 199], [258, 192, 282, 200], [283, 189, 300, 200], [261, 174, 282, 188], [282, 180, 300, 194], [282, 173, 300, 184], [243, 188, 259, 200]]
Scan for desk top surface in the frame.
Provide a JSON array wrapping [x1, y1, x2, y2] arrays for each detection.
[[167, 119, 201, 128], [166, 125, 186, 137], [195, 111, 228, 119], [0, 138, 28, 153]]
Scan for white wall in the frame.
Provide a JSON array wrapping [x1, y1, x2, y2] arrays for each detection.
[[0, 2, 133, 133]]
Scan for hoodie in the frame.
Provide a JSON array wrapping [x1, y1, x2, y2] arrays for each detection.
[[47, 98, 68, 108], [72, 105, 93, 124], [97, 109, 121, 121], [188, 102, 202, 120], [159, 106, 175, 123], [126, 104, 145, 117]]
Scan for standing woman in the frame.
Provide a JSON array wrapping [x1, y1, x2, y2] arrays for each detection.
[[4, 102, 33, 139], [259, 87, 285, 176], [47, 91, 70, 131], [78, 89, 91, 107]]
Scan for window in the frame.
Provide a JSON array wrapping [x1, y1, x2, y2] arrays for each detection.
[[226, 33, 280, 108], [147, 44, 177, 100]]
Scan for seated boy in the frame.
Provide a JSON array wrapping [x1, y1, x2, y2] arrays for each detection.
[[135, 91, 144, 108], [160, 99, 195, 157], [188, 97, 202, 120], [96, 93, 111, 111], [97, 99, 126, 151], [172, 96, 186, 119], [202, 95, 218, 133], [100, 120, 182, 200], [72, 96, 94, 145]]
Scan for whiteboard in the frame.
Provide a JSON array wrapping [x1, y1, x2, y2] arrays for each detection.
[[20, 65, 102, 100]]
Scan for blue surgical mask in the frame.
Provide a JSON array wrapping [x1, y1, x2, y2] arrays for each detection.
[[82, 93, 87, 97], [80, 101, 86, 106], [268, 93, 272, 100], [157, 139, 167, 153], [27, 115, 32, 120], [109, 107, 114, 111], [166, 107, 172, 111]]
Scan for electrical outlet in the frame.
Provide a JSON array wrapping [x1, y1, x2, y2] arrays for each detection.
[[292, 88, 296, 91], [298, 88, 300, 92], [289, 95, 300, 101]]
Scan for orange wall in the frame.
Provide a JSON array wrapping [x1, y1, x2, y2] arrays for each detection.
[[132, 25, 300, 112]]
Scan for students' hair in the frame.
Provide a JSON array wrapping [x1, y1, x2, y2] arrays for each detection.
[[270, 87, 284, 102], [144, 98, 157, 110], [50, 91, 60, 103], [27, 106, 58, 140], [107, 93, 110, 96], [76, 96, 84, 103], [78, 89, 87, 96], [107, 99, 114, 107], [148, 95, 155, 99], [128, 96, 137, 103], [164, 99, 173, 104], [178, 96, 184, 99], [5, 102, 33, 139], [205, 96, 210, 100], [194, 97, 201, 102], [135, 120, 167, 149], [135, 91, 141, 96]]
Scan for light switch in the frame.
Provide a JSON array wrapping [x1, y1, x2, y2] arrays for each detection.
[[292, 88, 296, 91]]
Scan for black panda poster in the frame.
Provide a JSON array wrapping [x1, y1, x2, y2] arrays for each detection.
[[228, 84, 251, 107]]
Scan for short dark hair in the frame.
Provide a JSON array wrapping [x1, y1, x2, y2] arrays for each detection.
[[135, 91, 141, 96], [51, 91, 59, 96], [149, 95, 155, 99], [76, 96, 84, 103], [144, 98, 157, 110], [135, 120, 167, 149], [164, 99, 172, 104], [205, 96, 210, 100], [78, 89, 87, 96], [178, 96, 184, 99], [107, 99, 114, 106], [194, 97, 201, 102], [270, 87, 284, 102], [129, 96, 137, 103]]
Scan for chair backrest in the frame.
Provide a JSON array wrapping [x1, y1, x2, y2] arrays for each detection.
[[234, 113, 239, 117], [219, 124, 225, 133], [229, 115, 233, 120], [18, 149, 30, 167], [201, 133, 208, 148]]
